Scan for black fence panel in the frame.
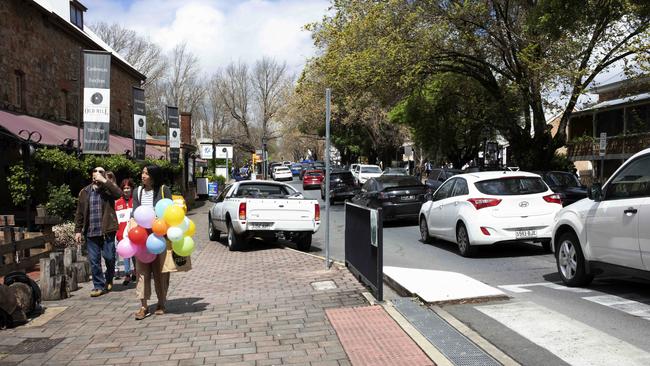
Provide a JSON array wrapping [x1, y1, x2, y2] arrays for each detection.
[[344, 203, 382, 302]]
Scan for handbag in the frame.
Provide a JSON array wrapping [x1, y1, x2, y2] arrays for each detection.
[[162, 239, 192, 273]]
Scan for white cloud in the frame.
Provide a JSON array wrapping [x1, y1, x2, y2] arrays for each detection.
[[83, 0, 329, 76]]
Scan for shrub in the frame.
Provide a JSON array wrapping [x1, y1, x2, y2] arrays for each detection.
[[45, 184, 77, 220], [7, 165, 34, 207]]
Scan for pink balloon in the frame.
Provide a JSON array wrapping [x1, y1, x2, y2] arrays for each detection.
[[116, 238, 137, 258], [135, 250, 157, 263]]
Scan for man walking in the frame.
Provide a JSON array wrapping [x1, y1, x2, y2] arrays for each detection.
[[74, 167, 122, 297]]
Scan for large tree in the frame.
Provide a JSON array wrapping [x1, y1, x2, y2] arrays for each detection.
[[307, 0, 650, 169]]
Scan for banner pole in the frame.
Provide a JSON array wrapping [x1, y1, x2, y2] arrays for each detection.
[[325, 88, 331, 269]]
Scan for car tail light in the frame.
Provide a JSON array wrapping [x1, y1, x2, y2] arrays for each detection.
[[480, 227, 491, 236], [315, 204, 321, 221], [468, 198, 502, 210], [239, 202, 247, 220], [378, 192, 395, 200], [543, 193, 563, 204]]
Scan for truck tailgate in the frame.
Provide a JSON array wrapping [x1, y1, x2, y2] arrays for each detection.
[[246, 199, 316, 221]]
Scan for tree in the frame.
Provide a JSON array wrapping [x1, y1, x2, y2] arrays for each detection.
[[252, 57, 293, 142], [307, 0, 650, 169]]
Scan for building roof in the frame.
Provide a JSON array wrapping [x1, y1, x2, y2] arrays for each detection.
[[588, 76, 650, 94], [572, 92, 650, 116], [0, 110, 164, 158], [30, 0, 146, 81]]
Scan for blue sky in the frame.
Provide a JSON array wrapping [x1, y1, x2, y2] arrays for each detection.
[[82, 0, 331, 76]]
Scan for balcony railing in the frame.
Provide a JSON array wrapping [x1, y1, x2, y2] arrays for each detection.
[[567, 133, 650, 160]]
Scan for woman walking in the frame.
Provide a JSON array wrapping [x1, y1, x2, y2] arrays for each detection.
[[130, 165, 172, 320], [115, 178, 136, 285]]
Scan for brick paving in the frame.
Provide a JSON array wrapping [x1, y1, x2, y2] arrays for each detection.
[[0, 203, 433, 366]]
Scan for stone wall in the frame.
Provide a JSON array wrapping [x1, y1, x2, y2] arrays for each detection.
[[0, 0, 143, 137]]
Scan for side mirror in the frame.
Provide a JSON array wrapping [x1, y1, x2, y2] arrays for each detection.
[[208, 196, 218, 203], [588, 183, 603, 202]]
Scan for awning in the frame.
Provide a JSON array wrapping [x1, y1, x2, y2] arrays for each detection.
[[573, 92, 650, 116], [0, 109, 164, 158]]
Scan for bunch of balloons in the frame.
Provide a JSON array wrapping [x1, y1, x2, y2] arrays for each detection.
[[116, 198, 196, 263]]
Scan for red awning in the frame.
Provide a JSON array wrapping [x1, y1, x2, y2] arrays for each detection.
[[0, 109, 164, 158]]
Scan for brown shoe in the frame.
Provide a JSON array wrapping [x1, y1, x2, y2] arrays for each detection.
[[135, 307, 149, 320], [154, 305, 165, 315]]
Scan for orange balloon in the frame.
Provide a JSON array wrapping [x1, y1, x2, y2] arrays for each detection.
[[151, 218, 169, 237]]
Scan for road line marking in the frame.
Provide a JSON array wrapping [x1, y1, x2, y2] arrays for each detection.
[[477, 301, 650, 366], [498, 282, 592, 293], [584, 295, 650, 319]]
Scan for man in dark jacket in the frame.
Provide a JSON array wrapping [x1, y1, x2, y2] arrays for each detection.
[[74, 167, 122, 297]]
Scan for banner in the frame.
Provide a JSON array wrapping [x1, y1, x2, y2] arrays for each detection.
[[167, 106, 180, 165], [132, 87, 146, 160], [83, 51, 111, 154]]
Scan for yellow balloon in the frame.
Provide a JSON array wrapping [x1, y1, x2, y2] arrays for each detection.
[[163, 205, 185, 227], [185, 219, 196, 237]]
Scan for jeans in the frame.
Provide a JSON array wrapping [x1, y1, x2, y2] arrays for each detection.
[[86, 235, 116, 290], [123, 256, 132, 274]]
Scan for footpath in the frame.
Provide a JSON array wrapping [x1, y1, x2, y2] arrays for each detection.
[[0, 204, 436, 366]]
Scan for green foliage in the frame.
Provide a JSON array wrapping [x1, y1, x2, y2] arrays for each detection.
[[45, 184, 77, 220], [7, 165, 34, 207], [34, 148, 82, 172]]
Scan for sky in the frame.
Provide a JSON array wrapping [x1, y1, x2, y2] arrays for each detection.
[[82, 0, 331, 76]]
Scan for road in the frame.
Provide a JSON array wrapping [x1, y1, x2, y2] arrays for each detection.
[[286, 177, 650, 366]]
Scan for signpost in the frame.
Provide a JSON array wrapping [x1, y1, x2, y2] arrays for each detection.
[[325, 88, 331, 269], [599, 132, 607, 183]]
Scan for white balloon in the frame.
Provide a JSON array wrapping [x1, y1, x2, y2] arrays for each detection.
[[178, 216, 190, 233], [167, 226, 184, 242]]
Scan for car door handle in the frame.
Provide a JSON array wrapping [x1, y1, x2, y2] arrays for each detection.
[[624, 207, 637, 215]]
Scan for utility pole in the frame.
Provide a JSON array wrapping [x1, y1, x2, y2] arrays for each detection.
[[325, 88, 331, 269]]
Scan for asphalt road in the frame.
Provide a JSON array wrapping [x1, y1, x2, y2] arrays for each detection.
[[286, 177, 650, 366]]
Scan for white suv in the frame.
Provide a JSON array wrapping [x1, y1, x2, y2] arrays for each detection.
[[552, 148, 650, 286], [356, 164, 383, 185]]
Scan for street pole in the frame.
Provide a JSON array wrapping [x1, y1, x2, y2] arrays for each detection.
[[325, 88, 331, 269], [212, 141, 216, 176]]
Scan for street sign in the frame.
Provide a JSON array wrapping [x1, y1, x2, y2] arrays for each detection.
[[599, 132, 607, 157], [200, 144, 213, 159], [208, 182, 218, 196]]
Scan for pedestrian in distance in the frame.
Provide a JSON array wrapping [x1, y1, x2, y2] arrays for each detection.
[[129, 164, 172, 320], [115, 178, 136, 285], [74, 166, 122, 297]]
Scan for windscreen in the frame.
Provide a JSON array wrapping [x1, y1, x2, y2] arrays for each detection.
[[380, 176, 421, 189], [546, 172, 580, 187], [474, 177, 547, 195], [306, 171, 323, 177], [361, 166, 382, 173], [234, 184, 296, 198]]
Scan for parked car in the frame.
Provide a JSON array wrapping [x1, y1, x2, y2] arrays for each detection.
[[424, 168, 463, 192], [356, 164, 383, 185], [290, 163, 303, 176], [383, 167, 409, 176], [419, 171, 563, 257], [302, 170, 324, 190], [351, 176, 427, 221], [268, 162, 283, 177], [552, 148, 650, 287], [272, 166, 293, 181], [535, 171, 587, 206], [282, 161, 292, 167], [208, 181, 319, 251], [321, 170, 359, 203], [299, 163, 314, 180]]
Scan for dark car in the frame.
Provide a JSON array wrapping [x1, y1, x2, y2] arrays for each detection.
[[424, 168, 462, 192], [320, 170, 359, 203], [351, 175, 427, 221], [302, 170, 324, 190], [536, 171, 587, 206]]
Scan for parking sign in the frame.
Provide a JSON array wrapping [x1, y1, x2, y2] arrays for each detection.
[[599, 132, 607, 157]]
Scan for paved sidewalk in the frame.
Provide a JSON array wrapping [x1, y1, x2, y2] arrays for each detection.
[[0, 204, 434, 366]]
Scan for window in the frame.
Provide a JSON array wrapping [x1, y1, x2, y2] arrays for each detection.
[[451, 178, 469, 197], [70, 2, 84, 29], [14, 71, 24, 109], [233, 184, 296, 198], [605, 155, 650, 200], [434, 179, 455, 201], [474, 177, 547, 196], [361, 166, 382, 173]]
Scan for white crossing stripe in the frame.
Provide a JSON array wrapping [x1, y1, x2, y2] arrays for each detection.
[[498, 282, 592, 294], [477, 301, 650, 366], [584, 295, 650, 320]]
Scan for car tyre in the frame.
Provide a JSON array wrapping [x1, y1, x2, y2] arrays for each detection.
[[556, 232, 593, 287], [419, 217, 432, 244], [295, 232, 312, 252], [208, 215, 220, 241], [227, 221, 246, 251], [456, 223, 476, 257]]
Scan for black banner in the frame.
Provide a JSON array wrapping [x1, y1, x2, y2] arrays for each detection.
[[83, 51, 111, 154], [132, 87, 146, 160], [167, 106, 180, 165]]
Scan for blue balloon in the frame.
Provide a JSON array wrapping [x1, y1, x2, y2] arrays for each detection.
[[155, 198, 174, 218], [146, 234, 167, 255]]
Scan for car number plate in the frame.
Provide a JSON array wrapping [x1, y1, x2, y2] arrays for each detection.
[[515, 230, 537, 239], [400, 195, 416, 201], [249, 222, 273, 230]]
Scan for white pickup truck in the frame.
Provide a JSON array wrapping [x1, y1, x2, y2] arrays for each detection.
[[208, 181, 321, 251]]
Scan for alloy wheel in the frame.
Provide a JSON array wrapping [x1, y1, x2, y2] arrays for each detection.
[[458, 226, 468, 252], [558, 240, 577, 280]]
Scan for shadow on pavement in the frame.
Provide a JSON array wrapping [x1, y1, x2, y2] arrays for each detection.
[[166, 297, 209, 314], [383, 219, 418, 228], [423, 238, 550, 259], [543, 272, 650, 300]]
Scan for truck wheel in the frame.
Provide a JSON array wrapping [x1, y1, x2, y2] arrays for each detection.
[[208, 215, 220, 241], [295, 232, 312, 252], [227, 222, 246, 251]]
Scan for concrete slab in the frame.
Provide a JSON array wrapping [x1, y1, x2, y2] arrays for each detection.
[[384, 266, 507, 304]]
